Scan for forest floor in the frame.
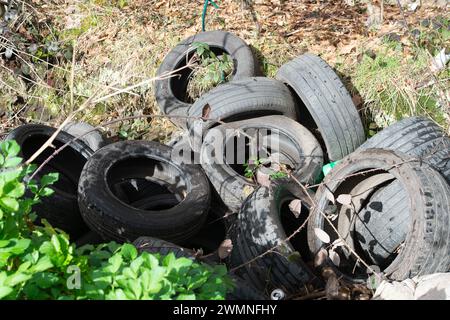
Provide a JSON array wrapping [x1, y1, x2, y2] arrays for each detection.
[[0, 0, 449, 140]]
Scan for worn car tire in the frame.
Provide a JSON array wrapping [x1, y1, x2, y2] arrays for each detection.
[[155, 31, 259, 126], [182, 200, 229, 255], [134, 236, 197, 259], [63, 121, 107, 151], [354, 180, 410, 267], [276, 53, 365, 161], [186, 77, 297, 139], [358, 116, 450, 182], [201, 115, 323, 211], [75, 230, 104, 247], [230, 182, 321, 294], [4, 124, 93, 238], [78, 140, 211, 243], [227, 274, 268, 300], [356, 116, 450, 265], [308, 149, 450, 282]]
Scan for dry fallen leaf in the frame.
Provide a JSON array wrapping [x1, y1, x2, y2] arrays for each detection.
[[314, 228, 331, 244], [202, 103, 211, 120], [329, 249, 341, 267], [336, 194, 352, 206], [314, 248, 328, 267], [352, 94, 363, 107], [218, 239, 233, 259], [288, 199, 302, 218], [332, 238, 345, 249], [325, 274, 340, 299], [340, 43, 356, 55], [256, 169, 271, 187]]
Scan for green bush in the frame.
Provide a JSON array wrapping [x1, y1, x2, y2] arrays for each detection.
[[0, 140, 233, 300]]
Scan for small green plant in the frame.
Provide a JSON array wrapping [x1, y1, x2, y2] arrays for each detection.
[[76, 243, 232, 300], [269, 171, 288, 180], [186, 42, 234, 101], [0, 140, 233, 300], [243, 158, 264, 179], [243, 157, 288, 180]]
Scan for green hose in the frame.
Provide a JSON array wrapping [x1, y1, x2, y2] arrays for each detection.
[[202, 0, 219, 32]]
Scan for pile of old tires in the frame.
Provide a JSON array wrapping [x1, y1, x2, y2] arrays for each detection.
[[5, 31, 449, 300]]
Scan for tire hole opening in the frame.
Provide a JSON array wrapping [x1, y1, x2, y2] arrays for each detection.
[[107, 157, 187, 211], [171, 46, 234, 104], [279, 197, 312, 263]]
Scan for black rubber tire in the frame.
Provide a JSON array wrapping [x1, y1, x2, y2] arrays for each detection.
[[155, 31, 260, 126], [78, 140, 211, 243], [181, 200, 228, 255], [63, 121, 107, 152], [336, 173, 395, 256], [230, 182, 322, 294], [186, 77, 298, 139], [227, 274, 268, 300], [276, 53, 366, 161], [130, 193, 179, 211], [200, 115, 323, 212], [356, 116, 450, 265], [4, 124, 93, 238], [133, 236, 197, 259], [307, 149, 450, 282], [358, 116, 450, 183], [354, 180, 410, 268], [75, 230, 104, 247]]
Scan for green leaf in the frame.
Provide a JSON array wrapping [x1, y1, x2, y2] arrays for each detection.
[[40, 172, 59, 187], [177, 293, 196, 300], [39, 187, 55, 197], [122, 267, 137, 280], [34, 272, 60, 289], [3, 157, 22, 168], [108, 289, 128, 300], [107, 254, 123, 273], [166, 256, 193, 272], [91, 270, 113, 289], [0, 240, 9, 249], [130, 256, 143, 274], [4, 181, 25, 198], [5, 272, 32, 286], [29, 255, 53, 273], [17, 261, 31, 272], [120, 243, 138, 261], [0, 286, 13, 299], [1, 141, 20, 158], [51, 235, 61, 252], [128, 279, 142, 299], [27, 180, 39, 194], [0, 168, 22, 184], [147, 266, 165, 294], [0, 197, 19, 212], [140, 269, 151, 293], [141, 252, 160, 270], [4, 239, 31, 255]]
